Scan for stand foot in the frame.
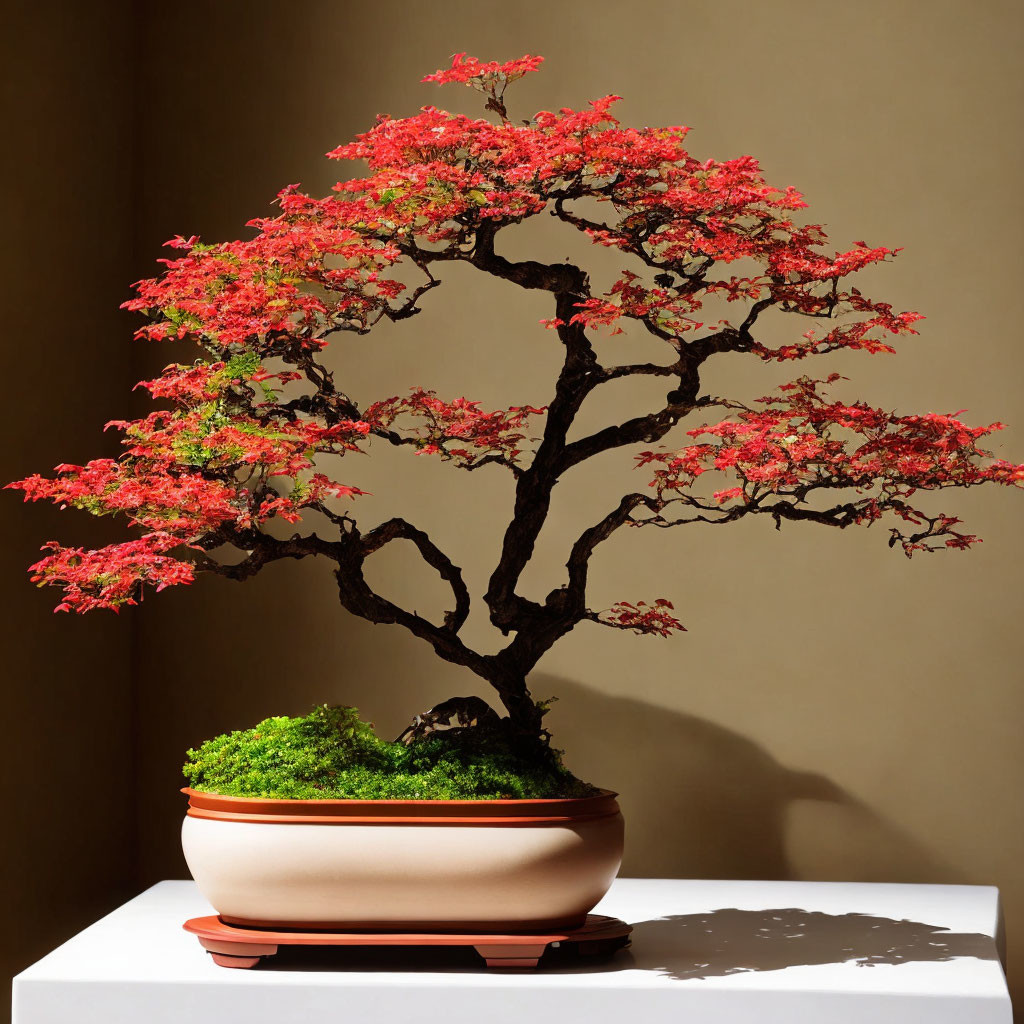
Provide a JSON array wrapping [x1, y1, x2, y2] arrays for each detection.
[[473, 943, 547, 969], [198, 935, 277, 970], [209, 952, 262, 969]]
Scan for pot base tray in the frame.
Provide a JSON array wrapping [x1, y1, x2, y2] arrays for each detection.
[[183, 914, 632, 970]]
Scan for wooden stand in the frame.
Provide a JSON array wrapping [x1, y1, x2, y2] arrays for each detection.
[[183, 914, 632, 970]]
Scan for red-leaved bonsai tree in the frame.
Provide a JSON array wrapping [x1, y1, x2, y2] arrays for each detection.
[[10, 54, 1023, 754]]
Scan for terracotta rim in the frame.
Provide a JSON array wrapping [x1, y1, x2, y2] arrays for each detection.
[[215, 912, 590, 932], [184, 913, 631, 943], [182, 787, 620, 827]]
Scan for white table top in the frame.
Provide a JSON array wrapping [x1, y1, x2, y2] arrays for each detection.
[[12, 878, 1012, 1023]]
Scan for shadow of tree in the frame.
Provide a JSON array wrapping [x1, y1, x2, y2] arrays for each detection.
[[256, 909, 998, 977], [629, 908, 998, 980], [536, 675, 963, 884]]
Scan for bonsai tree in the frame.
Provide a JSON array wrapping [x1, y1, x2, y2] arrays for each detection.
[[10, 53, 1023, 765]]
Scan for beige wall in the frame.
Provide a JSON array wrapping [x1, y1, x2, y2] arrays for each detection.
[[131, 0, 1024, 1003], [6, 0, 1023, 1013], [0, 4, 137, 1020]]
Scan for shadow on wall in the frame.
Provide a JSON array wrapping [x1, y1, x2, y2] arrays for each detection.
[[537, 675, 964, 884], [626, 908, 999, 981]]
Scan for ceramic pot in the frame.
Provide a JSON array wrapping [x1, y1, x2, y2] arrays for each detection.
[[181, 787, 624, 931]]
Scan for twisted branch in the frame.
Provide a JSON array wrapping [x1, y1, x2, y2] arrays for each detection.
[[361, 517, 471, 632]]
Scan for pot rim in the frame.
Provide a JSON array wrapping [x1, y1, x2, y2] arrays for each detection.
[[182, 786, 617, 807], [182, 787, 620, 827]]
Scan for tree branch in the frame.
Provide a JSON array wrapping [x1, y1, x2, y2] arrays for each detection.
[[560, 395, 700, 473], [470, 220, 589, 294], [202, 531, 344, 581], [202, 521, 488, 680], [484, 292, 599, 634], [360, 517, 471, 632], [565, 493, 663, 602]]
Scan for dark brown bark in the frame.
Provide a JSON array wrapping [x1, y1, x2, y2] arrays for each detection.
[[211, 213, 787, 737]]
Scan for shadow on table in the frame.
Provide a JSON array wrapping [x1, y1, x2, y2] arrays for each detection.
[[627, 908, 999, 981], [236, 907, 998, 977]]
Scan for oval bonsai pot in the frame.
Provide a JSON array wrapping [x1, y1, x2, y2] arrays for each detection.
[[181, 788, 624, 932]]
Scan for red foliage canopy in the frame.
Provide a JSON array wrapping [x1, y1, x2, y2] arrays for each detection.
[[8, 53, 1021, 727]]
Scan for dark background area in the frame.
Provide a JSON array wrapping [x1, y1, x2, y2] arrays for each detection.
[[2, 2, 1022, 1019]]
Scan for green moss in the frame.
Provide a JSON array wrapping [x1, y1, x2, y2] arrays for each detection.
[[183, 705, 593, 800]]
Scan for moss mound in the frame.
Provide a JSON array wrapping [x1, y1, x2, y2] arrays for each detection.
[[183, 705, 593, 800]]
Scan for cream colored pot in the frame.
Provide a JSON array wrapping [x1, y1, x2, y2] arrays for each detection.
[[181, 788, 624, 931]]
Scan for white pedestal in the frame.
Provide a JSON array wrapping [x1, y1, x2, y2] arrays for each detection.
[[12, 878, 1012, 1023]]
